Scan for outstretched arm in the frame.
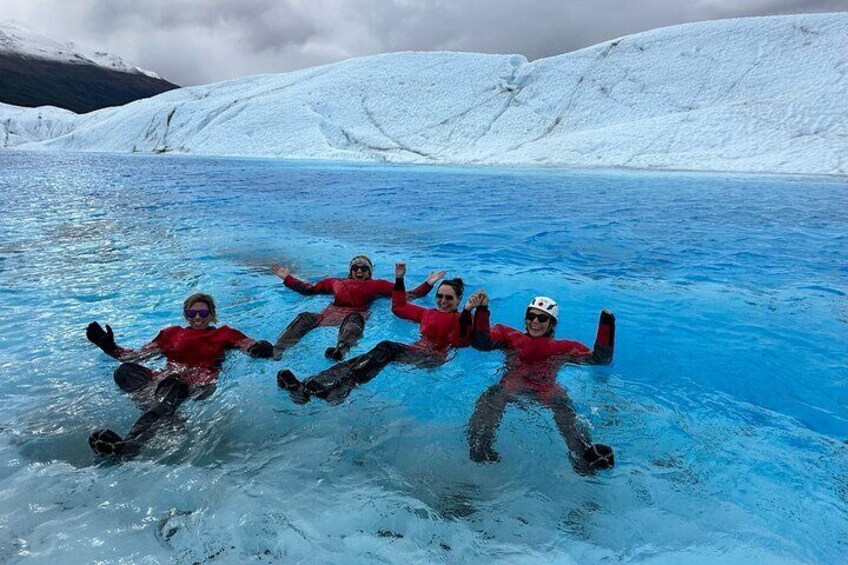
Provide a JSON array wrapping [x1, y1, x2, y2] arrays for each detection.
[[86, 321, 162, 362], [236, 337, 275, 359], [272, 264, 335, 296], [406, 270, 446, 299], [553, 310, 616, 365]]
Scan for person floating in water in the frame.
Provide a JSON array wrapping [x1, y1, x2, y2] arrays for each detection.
[[277, 261, 471, 405], [465, 291, 616, 474], [271, 255, 445, 361], [86, 292, 274, 458]]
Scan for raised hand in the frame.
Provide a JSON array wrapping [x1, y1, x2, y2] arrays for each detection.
[[86, 321, 117, 355], [426, 270, 446, 285], [395, 261, 407, 279], [464, 290, 485, 311], [479, 290, 489, 306], [272, 264, 291, 280]]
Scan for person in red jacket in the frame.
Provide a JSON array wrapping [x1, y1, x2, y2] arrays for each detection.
[[85, 292, 274, 458], [271, 254, 444, 360], [466, 292, 616, 474], [277, 262, 471, 405]]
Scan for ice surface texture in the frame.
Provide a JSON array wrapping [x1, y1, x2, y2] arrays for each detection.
[[1, 13, 846, 175]]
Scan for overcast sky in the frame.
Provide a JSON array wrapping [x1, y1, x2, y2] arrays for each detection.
[[2, 0, 846, 86]]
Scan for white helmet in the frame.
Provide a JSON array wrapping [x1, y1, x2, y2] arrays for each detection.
[[527, 296, 559, 321]]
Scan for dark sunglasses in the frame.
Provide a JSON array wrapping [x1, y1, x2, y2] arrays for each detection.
[[351, 265, 371, 273], [186, 309, 211, 319], [525, 312, 551, 323], [436, 293, 456, 301]]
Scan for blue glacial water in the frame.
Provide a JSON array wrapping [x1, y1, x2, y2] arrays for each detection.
[[0, 151, 846, 563]]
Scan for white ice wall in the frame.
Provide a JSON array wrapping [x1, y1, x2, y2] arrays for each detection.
[[2, 13, 846, 175]]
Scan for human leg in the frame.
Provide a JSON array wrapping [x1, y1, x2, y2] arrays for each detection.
[[467, 383, 512, 463], [89, 377, 191, 458], [325, 312, 365, 361], [273, 312, 320, 359], [113, 362, 154, 393], [541, 389, 614, 474], [278, 340, 412, 405]]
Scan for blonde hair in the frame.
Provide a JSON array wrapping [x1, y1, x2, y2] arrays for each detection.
[[183, 292, 218, 323]]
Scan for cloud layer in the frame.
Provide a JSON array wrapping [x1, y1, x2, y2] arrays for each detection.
[[1, 0, 845, 85]]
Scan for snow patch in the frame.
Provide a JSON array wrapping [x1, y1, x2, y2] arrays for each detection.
[[0, 20, 164, 80]]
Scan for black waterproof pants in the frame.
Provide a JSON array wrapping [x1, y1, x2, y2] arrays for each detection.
[[292, 340, 445, 405], [273, 312, 366, 359], [99, 363, 197, 454], [467, 382, 595, 474]]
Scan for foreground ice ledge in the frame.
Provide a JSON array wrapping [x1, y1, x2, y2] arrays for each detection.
[[2, 12, 846, 176]]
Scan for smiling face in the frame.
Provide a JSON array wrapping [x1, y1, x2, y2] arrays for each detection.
[[350, 262, 372, 280], [185, 301, 213, 329], [435, 283, 460, 313], [525, 307, 554, 337]]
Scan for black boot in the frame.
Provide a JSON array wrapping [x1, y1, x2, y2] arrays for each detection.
[[325, 313, 365, 361], [89, 429, 140, 458], [583, 443, 615, 471], [324, 345, 349, 361], [277, 370, 311, 405]]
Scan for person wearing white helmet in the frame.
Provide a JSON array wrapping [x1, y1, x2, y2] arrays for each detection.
[[271, 255, 445, 361], [464, 291, 616, 474]]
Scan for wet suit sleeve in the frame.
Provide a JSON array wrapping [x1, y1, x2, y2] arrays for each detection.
[[590, 310, 616, 365], [223, 326, 275, 359], [373, 278, 433, 300], [407, 278, 434, 299], [110, 341, 160, 362], [283, 275, 336, 296], [470, 306, 511, 351], [219, 326, 250, 348], [391, 277, 425, 323], [458, 310, 473, 346], [106, 331, 163, 362], [553, 311, 616, 365], [550, 338, 592, 361]]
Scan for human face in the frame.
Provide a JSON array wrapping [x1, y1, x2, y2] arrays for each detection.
[[525, 308, 553, 337], [435, 284, 459, 312], [350, 263, 372, 280], [185, 301, 213, 329]]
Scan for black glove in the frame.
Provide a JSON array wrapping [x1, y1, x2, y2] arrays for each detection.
[[591, 310, 616, 365], [247, 340, 274, 359], [86, 321, 117, 356], [583, 443, 615, 470]]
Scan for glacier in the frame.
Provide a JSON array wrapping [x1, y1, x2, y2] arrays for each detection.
[[1, 12, 846, 175]]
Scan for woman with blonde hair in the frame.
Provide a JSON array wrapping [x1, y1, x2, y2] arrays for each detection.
[[86, 292, 274, 457]]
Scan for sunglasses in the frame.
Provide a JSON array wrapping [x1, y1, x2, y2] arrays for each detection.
[[436, 293, 456, 301], [351, 265, 371, 273], [186, 309, 211, 319], [525, 312, 551, 324]]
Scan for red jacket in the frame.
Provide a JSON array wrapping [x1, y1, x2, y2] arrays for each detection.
[[391, 279, 471, 351], [285, 275, 431, 310], [120, 325, 250, 385], [472, 306, 594, 385]]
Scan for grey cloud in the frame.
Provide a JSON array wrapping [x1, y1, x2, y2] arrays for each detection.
[[2, 0, 844, 85], [83, 0, 319, 53]]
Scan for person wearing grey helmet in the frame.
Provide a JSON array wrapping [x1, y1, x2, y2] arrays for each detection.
[[271, 255, 445, 361]]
